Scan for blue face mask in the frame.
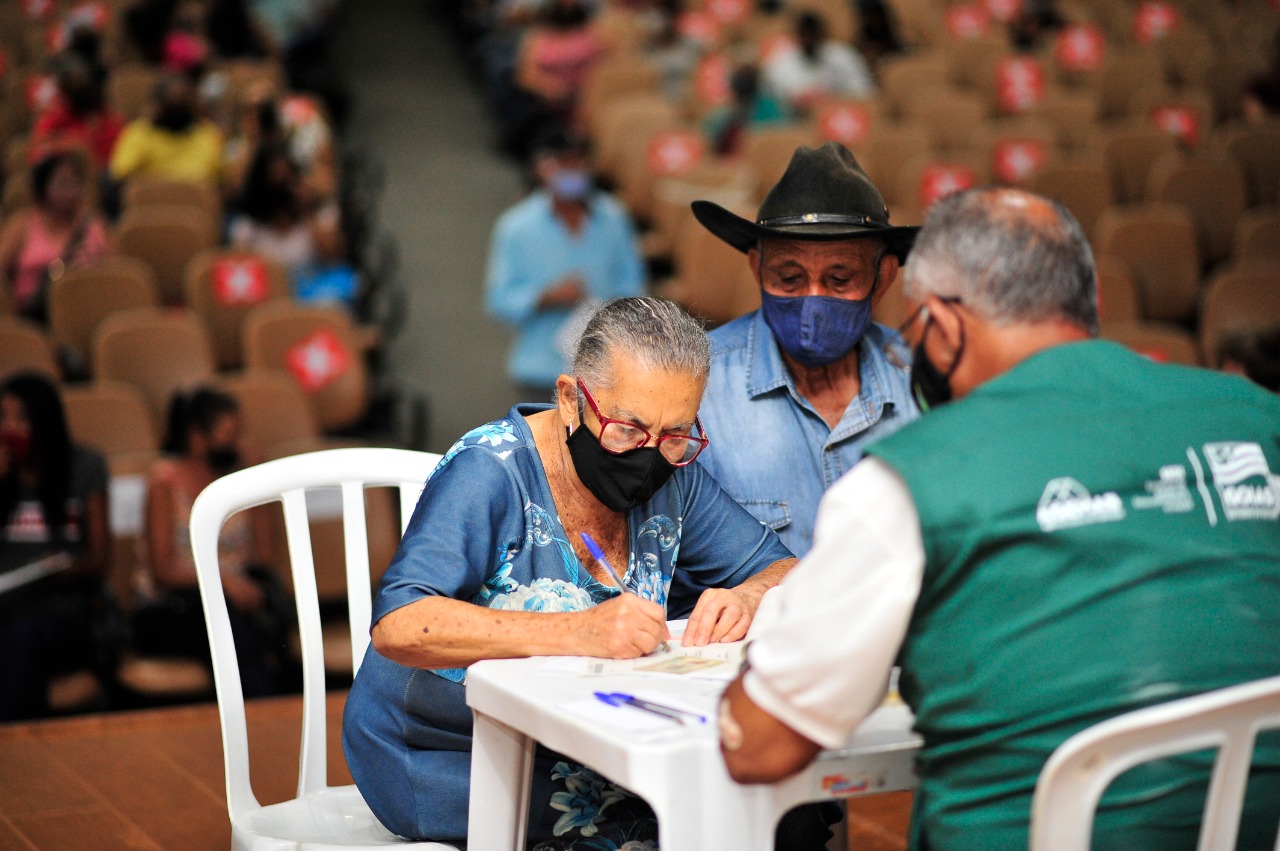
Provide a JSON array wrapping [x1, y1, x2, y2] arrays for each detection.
[[760, 292, 872, 367], [549, 169, 592, 201]]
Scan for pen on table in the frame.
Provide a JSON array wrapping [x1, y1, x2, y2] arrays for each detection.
[[594, 691, 707, 725], [580, 531, 672, 653]]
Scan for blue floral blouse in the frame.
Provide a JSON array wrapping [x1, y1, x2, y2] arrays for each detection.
[[343, 404, 793, 846]]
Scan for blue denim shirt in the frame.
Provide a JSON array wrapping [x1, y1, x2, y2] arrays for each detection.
[[485, 190, 646, 387], [696, 309, 918, 557]]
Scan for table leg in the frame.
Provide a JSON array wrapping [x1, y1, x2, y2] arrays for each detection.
[[469, 709, 534, 851]]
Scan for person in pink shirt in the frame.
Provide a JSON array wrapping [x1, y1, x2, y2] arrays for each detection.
[[0, 152, 110, 322], [515, 0, 607, 126]]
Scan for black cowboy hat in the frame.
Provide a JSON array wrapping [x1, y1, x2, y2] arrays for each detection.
[[692, 141, 918, 260]]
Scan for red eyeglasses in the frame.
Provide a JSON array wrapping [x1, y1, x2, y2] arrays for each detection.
[[577, 379, 709, 466]]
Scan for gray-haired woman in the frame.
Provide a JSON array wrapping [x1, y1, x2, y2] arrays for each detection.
[[343, 297, 806, 848]]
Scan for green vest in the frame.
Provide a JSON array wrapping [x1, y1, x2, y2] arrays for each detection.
[[868, 341, 1280, 851]]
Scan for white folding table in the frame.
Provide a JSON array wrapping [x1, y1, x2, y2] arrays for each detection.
[[466, 649, 921, 850]]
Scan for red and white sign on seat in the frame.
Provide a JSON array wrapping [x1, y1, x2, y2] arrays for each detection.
[[1133, 1, 1180, 45], [678, 11, 722, 47], [24, 74, 58, 114], [984, 0, 1020, 24], [919, 164, 978, 209], [944, 3, 991, 40], [995, 56, 1046, 114], [707, 0, 750, 27], [1149, 105, 1199, 148], [992, 139, 1048, 184], [1054, 23, 1105, 73], [213, 258, 270, 306], [646, 131, 705, 177], [694, 54, 732, 107], [817, 102, 874, 147], [285, 328, 351, 393]]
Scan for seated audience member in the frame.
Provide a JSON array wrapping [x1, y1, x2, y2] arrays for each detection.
[[762, 11, 875, 114], [0, 151, 110, 322], [0, 373, 112, 722], [229, 143, 343, 286], [162, 0, 212, 79], [703, 64, 789, 157], [719, 188, 1280, 849], [486, 129, 645, 396], [139, 387, 287, 697], [1217, 328, 1280, 392], [223, 84, 338, 208], [514, 0, 607, 126], [344, 297, 837, 848], [1010, 0, 1065, 51], [691, 143, 918, 560], [855, 0, 904, 68], [109, 73, 225, 187], [204, 0, 272, 59], [643, 0, 704, 102], [30, 55, 124, 171]]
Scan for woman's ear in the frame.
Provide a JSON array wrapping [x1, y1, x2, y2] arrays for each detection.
[[555, 375, 577, 432]]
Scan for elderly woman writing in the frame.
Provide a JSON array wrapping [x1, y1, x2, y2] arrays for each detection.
[[345, 298, 819, 849]]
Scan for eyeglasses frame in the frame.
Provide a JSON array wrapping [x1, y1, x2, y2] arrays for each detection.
[[575, 378, 709, 466]]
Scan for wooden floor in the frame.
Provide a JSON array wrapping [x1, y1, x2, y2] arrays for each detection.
[[0, 694, 910, 850]]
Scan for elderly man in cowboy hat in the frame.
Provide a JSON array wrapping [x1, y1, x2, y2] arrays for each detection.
[[688, 141, 919, 562]]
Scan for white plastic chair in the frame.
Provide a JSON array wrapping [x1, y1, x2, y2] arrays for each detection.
[[190, 447, 454, 850], [1029, 675, 1280, 851]]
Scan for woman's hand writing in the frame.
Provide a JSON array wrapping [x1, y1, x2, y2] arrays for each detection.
[[574, 593, 670, 659]]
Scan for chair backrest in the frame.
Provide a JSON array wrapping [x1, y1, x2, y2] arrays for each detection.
[[1093, 203, 1200, 322], [742, 124, 820, 202], [1094, 122, 1178, 205], [899, 85, 987, 153], [1199, 259, 1280, 365], [241, 302, 370, 433], [47, 256, 160, 372], [0, 316, 59, 382], [60, 379, 160, 471], [189, 448, 442, 819], [184, 248, 291, 369], [861, 121, 935, 208], [123, 177, 224, 222], [1146, 152, 1247, 268], [879, 52, 949, 119], [1234, 209, 1280, 260], [106, 63, 160, 120], [1037, 86, 1100, 153], [591, 94, 680, 182], [91, 306, 216, 425], [1095, 49, 1167, 122], [1029, 675, 1280, 851], [116, 203, 220, 304], [217, 368, 320, 456], [1094, 252, 1143, 323], [1218, 124, 1280, 208], [1030, 155, 1113, 240]]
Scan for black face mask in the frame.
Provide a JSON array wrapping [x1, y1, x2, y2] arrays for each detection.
[[206, 446, 241, 474], [909, 315, 963, 413], [154, 105, 195, 133], [565, 424, 677, 513]]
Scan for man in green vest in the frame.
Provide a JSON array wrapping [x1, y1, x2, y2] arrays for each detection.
[[716, 187, 1280, 849]]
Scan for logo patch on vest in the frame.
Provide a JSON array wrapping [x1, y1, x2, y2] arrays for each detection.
[[1036, 477, 1126, 532], [1203, 442, 1280, 521], [1131, 465, 1194, 514]]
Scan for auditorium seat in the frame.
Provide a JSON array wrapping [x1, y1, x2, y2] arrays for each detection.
[[580, 55, 662, 139], [241, 302, 371, 434], [184, 249, 291, 370], [1030, 155, 1113, 240], [1093, 122, 1178, 205], [1199, 258, 1280, 365], [1037, 86, 1100, 153], [880, 51, 950, 119], [91, 307, 217, 426], [899, 85, 987, 153], [116, 204, 220, 305], [1100, 320, 1200, 366], [1234, 209, 1280, 260], [658, 209, 761, 327], [1094, 252, 1144, 323], [47, 256, 160, 378], [106, 63, 160, 121], [61, 380, 161, 477], [1145, 152, 1247, 269], [0, 316, 59, 382], [1094, 204, 1200, 323], [1217, 123, 1280, 207], [743, 124, 820, 202], [591, 93, 681, 185], [123, 178, 223, 223], [217, 368, 324, 459], [861, 121, 935, 209], [1095, 49, 1167, 122]]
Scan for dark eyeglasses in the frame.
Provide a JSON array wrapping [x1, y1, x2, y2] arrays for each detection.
[[577, 379, 709, 466]]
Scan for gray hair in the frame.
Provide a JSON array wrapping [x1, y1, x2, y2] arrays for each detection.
[[903, 188, 1099, 335], [572, 297, 711, 389]]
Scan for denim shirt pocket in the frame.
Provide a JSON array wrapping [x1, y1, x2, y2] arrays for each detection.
[[735, 499, 791, 531]]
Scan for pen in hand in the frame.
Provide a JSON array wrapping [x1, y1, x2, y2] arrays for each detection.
[[580, 532, 672, 653]]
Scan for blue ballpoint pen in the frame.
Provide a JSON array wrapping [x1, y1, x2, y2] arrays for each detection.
[[580, 531, 671, 653], [594, 691, 707, 725]]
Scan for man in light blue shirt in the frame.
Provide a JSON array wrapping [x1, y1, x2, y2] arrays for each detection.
[[486, 129, 646, 393], [690, 142, 919, 558]]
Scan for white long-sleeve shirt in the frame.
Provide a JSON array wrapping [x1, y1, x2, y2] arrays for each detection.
[[743, 457, 924, 749]]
